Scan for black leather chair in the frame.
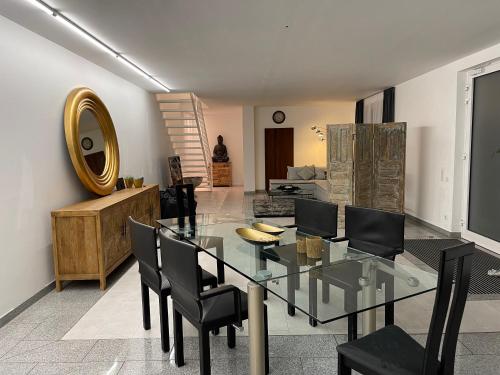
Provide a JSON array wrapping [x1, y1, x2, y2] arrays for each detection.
[[337, 205, 406, 260], [159, 232, 269, 375], [176, 183, 225, 284], [129, 217, 218, 352], [337, 241, 474, 375], [259, 199, 338, 316], [309, 205, 405, 329], [292, 198, 338, 238]]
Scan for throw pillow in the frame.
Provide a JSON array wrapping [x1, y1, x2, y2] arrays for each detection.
[[314, 167, 327, 180], [287, 166, 301, 180], [297, 165, 315, 180]]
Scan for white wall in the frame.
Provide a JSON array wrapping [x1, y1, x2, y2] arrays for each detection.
[[242, 106, 255, 192], [204, 105, 244, 186], [396, 41, 500, 232], [254, 103, 355, 190], [0, 15, 172, 319]]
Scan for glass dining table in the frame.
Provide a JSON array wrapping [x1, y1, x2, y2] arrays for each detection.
[[158, 215, 438, 375]]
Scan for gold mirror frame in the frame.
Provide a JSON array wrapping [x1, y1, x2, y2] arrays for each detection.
[[64, 87, 120, 196]]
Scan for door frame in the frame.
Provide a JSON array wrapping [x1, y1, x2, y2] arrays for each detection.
[[461, 60, 500, 254]]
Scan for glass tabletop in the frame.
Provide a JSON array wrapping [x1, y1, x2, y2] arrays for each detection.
[[258, 254, 438, 324], [159, 218, 373, 282]]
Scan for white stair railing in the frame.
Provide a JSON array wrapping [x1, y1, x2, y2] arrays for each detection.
[[156, 92, 212, 190]]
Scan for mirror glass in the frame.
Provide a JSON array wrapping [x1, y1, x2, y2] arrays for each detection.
[[79, 109, 106, 175]]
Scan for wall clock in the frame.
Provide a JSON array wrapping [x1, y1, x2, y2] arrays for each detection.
[[81, 137, 93, 151], [272, 110, 286, 124]]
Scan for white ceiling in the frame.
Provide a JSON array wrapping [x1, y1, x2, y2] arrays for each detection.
[[2, 0, 500, 105]]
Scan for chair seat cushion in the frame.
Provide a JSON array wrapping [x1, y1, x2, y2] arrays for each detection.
[[201, 290, 248, 325], [349, 238, 403, 259], [337, 325, 428, 375]]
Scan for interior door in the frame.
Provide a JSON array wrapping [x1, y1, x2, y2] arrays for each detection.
[[462, 65, 500, 253], [265, 128, 294, 190]]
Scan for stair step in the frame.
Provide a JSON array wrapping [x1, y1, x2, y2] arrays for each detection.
[[160, 109, 195, 112], [173, 146, 202, 149], [163, 117, 196, 121], [171, 140, 202, 143], [157, 99, 192, 103], [165, 124, 198, 128], [156, 92, 192, 101]]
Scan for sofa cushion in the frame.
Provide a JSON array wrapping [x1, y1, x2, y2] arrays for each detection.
[[297, 165, 315, 180], [314, 167, 327, 180], [287, 166, 301, 179]]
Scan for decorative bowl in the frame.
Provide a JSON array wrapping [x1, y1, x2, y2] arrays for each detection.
[[252, 222, 285, 235], [133, 177, 144, 188], [235, 228, 280, 245]]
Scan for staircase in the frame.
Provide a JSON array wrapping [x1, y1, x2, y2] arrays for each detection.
[[155, 92, 212, 190]]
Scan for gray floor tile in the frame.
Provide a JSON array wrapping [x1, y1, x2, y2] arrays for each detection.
[[23, 312, 84, 341], [0, 323, 37, 341], [212, 356, 304, 375], [118, 360, 199, 374], [301, 357, 337, 375], [175, 335, 249, 360], [0, 362, 36, 375], [460, 333, 500, 355], [29, 361, 123, 375], [269, 335, 337, 358], [455, 355, 500, 374], [2, 340, 96, 363], [84, 339, 170, 361], [0, 340, 51, 360], [0, 339, 20, 359]]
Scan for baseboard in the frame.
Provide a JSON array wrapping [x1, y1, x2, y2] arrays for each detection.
[[0, 281, 55, 329], [405, 213, 461, 239]]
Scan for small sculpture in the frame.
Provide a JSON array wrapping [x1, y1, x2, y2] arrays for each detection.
[[212, 135, 229, 162]]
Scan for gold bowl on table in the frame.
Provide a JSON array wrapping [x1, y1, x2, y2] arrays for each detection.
[[235, 228, 280, 245], [252, 222, 285, 235]]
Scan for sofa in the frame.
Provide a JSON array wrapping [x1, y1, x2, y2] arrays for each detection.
[[269, 165, 329, 201]]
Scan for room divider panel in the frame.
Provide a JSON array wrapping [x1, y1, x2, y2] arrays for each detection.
[[327, 123, 406, 227]]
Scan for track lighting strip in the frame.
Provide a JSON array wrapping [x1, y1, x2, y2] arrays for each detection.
[[27, 0, 171, 92]]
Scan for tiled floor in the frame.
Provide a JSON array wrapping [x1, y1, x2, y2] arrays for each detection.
[[1, 187, 500, 374]]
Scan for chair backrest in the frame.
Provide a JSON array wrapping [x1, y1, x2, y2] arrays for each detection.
[[129, 217, 160, 289], [175, 183, 196, 219], [422, 242, 474, 375], [159, 230, 202, 320], [168, 155, 183, 185], [345, 205, 405, 253], [295, 198, 338, 238]]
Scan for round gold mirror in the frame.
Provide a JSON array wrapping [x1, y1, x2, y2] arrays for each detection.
[[64, 87, 119, 195]]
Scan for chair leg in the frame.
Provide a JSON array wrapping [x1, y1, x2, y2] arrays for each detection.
[[347, 314, 357, 342], [308, 276, 317, 326], [212, 327, 220, 336], [159, 294, 170, 352], [338, 353, 352, 375], [199, 328, 211, 375], [216, 241, 225, 284], [385, 275, 395, 326], [264, 305, 270, 375], [173, 308, 184, 366], [140, 282, 151, 330], [227, 325, 235, 348], [287, 270, 295, 316]]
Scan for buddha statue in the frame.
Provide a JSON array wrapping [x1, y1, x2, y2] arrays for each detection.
[[212, 135, 229, 162]]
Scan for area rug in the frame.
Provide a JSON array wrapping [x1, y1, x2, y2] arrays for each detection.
[[253, 197, 295, 217], [404, 239, 500, 296]]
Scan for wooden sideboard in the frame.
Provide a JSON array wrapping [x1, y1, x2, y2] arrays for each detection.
[[212, 162, 232, 186], [51, 184, 160, 291]]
